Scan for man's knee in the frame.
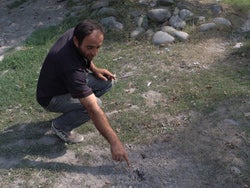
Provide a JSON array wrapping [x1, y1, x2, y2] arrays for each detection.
[[96, 97, 102, 107]]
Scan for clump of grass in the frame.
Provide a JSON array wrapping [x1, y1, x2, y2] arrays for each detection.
[[222, 0, 250, 7], [231, 31, 250, 57], [222, 0, 250, 12], [232, 41, 250, 58]]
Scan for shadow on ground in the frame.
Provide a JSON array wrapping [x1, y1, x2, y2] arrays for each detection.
[[0, 121, 66, 169], [0, 120, 130, 177]]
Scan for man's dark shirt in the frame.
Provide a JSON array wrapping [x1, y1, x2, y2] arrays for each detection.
[[36, 28, 93, 107]]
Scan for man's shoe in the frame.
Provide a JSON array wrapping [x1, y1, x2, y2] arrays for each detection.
[[51, 123, 84, 144]]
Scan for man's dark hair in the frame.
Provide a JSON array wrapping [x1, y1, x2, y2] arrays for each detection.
[[73, 20, 104, 44]]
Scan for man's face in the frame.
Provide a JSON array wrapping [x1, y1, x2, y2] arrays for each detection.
[[73, 29, 104, 61]]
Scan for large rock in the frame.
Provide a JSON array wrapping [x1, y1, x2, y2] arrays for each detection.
[[97, 7, 118, 17], [135, 15, 149, 29], [158, 0, 175, 6], [179, 9, 194, 21], [91, 0, 109, 10], [169, 15, 186, 29], [199, 23, 216, 31], [241, 14, 250, 32], [147, 8, 171, 23], [100, 16, 123, 30], [162, 26, 189, 40], [139, 0, 157, 6], [211, 4, 223, 15], [152, 31, 175, 45], [213, 17, 232, 27]]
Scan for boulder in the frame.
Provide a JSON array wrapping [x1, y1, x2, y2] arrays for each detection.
[[100, 16, 123, 30], [158, 0, 175, 6], [213, 17, 232, 27], [152, 31, 175, 45], [162, 26, 189, 40], [147, 8, 171, 23], [169, 15, 186, 29], [199, 23, 216, 31]]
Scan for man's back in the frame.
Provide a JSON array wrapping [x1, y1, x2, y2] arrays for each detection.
[[36, 28, 91, 107]]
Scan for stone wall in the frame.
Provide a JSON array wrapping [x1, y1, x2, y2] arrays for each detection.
[[67, 0, 249, 46]]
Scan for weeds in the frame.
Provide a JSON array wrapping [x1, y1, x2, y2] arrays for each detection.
[[222, 0, 250, 9]]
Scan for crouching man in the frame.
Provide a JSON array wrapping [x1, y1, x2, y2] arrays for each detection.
[[36, 20, 130, 166]]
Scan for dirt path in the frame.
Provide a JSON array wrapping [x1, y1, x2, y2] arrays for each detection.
[[0, 1, 249, 187], [0, 0, 67, 56], [1, 102, 249, 187]]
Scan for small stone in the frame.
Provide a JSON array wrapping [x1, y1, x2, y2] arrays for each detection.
[[192, 16, 206, 25], [98, 7, 118, 17], [135, 15, 148, 29], [161, 25, 176, 33], [244, 112, 250, 118], [158, 0, 174, 6], [169, 15, 186, 29], [179, 9, 194, 21], [233, 42, 243, 49], [173, 30, 189, 40], [241, 14, 250, 32], [211, 4, 223, 15], [0, 55, 4, 61], [100, 16, 123, 30], [173, 7, 179, 16], [130, 27, 145, 38], [199, 23, 216, 32], [147, 8, 172, 23], [91, 0, 109, 10], [231, 166, 241, 175], [152, 31, 175, 45], [213, 17, 232, 27], [162, 26, 189, 40], [105, 180, 111, 184]]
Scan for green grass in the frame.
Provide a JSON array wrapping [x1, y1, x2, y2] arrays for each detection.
[[0, 0, 249, 133], [222, 0, 250, 12], [222, 0, 250, 7], [2, 28, 249, 126]]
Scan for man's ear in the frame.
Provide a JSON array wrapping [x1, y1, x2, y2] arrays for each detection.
[[73, 36, 79, 48]]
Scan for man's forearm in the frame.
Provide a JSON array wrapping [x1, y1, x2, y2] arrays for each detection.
[[89, 107, 120, 145], [89, 61, 98, 73], [79, 94, 130, 165]]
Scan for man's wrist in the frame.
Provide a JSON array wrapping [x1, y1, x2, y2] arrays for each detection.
[[109, 135, 121, 146], [89, 61, 97, 73]]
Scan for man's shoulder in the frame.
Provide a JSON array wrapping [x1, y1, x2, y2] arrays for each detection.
[[62, 28, 74, 38], [50, 28, 74, 53]]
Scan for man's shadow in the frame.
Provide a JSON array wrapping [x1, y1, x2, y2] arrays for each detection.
[[0, 120, 121, 175]]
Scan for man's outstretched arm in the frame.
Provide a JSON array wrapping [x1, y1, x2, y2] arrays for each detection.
[[79, 94, 130, 166]]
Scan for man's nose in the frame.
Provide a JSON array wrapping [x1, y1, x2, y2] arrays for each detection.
[[92, 48, 98, 56]]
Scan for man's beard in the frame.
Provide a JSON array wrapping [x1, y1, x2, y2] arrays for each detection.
[[76, 46, 93, 61]]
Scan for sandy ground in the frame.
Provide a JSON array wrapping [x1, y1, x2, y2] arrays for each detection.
[[0, 0, 249, 187]]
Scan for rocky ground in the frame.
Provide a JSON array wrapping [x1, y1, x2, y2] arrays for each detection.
[[0, 0, 67, 57], [0, 0, 249, 187]]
